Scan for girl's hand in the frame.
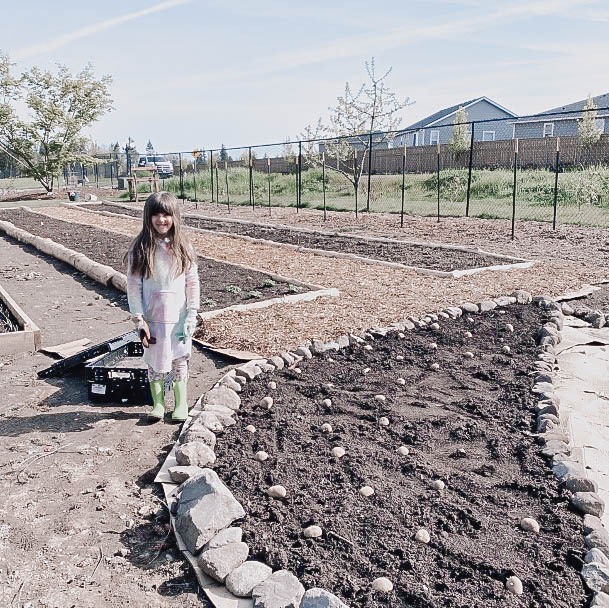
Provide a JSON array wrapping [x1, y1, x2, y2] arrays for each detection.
[[138, 320, 155, 347], [177, 311, 198, 343]]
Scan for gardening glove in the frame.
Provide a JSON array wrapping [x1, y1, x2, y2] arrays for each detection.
[[177, 309, 198, 344]]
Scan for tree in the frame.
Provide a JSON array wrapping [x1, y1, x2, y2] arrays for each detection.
[[302, 58, 412, 211], [448, 106, 470, 154], [0, 54, 112, 192], [219, 144, 228, 162], [146, 140, 154, 154], [578, 94, 602, 148]]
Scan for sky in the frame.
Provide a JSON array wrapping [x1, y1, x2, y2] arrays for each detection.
[[2, 0, 608, 154]]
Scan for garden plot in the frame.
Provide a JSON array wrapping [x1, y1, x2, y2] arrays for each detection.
[[0, 210, 327, 315], [93, 203, 531, 276], [206, 304, 588, 608]]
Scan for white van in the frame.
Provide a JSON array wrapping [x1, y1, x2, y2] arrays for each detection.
[[137, 155, 174, 179]]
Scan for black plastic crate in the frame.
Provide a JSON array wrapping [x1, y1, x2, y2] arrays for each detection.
[[85, 340, 152, 404]]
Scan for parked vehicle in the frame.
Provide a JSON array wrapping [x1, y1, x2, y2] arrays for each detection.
[[137, 155, 174, 179]]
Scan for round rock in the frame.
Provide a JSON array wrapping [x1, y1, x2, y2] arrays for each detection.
[[379, 417, 390, 427], [268, 485, 287, 499], [359, 485, 374, 497], [506, 576, 523, 595], [520, 517, 540, 533], [430, 363, 440, 371], [431, 479, 445, 492], [303, 525, 323, 539], [414, 528, 431, 544], [320, 422, 333, 434], [322, 398, 332, 407], [245, 424, 256, 433], [255, 451, 269, 462], [332, 446, 346, 458], [396, 377, 406, 385], [371, 577, 393, 592], [268, 381, 277, 390], [397, 446, 410, 456], [260, 396, 273, 409]]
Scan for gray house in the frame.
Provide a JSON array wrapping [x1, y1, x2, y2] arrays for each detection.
[[513, 93, 609, 139], [393, 97, 517, 147]]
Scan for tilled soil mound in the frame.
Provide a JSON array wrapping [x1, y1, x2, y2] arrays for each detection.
[[91, 204, 520, 271], [213, 304, 587, 607]]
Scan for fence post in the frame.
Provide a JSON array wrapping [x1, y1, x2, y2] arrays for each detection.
[[353, 149, 358, 219], [249, 147, 254, 211], [297, 141, 302, 212], [511, 139, 518, 240], [179, 152, 185, 201], [366, 131, 373, 212], [400, 146, 406, 228], [552, 137, 560, 230], [192, 156, 198, 207], [267, 157, 272, 215], [210, 150, 215, 202], [322, 152, 327, 222], [215, 163, 220, 204], [465, 121, 475, 217], [436, 143, 441, 223], [225, 161, 230, 212]]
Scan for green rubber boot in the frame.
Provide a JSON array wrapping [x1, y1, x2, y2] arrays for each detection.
[[172, 379, 189, 423], [148, 379, 165, 421]]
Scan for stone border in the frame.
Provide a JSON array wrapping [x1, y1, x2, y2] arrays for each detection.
[[155, 287, 603, 607], [0, 283, 41, 355], [98, 201, 534, 278], [0, 213, 339, 322]]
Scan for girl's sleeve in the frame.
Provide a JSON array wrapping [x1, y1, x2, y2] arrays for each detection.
[[126, 252, 145, 318], [185, 258, 200, 313]]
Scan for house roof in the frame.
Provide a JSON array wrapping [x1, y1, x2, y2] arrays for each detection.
[[398, 96, 517, 133], [516, 93, 609, 123]]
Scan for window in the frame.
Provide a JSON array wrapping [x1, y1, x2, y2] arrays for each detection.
[[413, 132, 420, 146], [482, 130, 495, 142], [430, 130, 440, 145], [543, 123, 554, 137]]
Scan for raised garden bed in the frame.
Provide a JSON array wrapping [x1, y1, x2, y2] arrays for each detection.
[[91, 204, 528, 273], [210, 304, 588, 607], [0, 210, 311, 312], [0, 283, 41, 354]]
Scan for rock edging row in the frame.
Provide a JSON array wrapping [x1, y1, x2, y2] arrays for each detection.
[[159, 287, 594, 607], [532, 296, 609, 606]]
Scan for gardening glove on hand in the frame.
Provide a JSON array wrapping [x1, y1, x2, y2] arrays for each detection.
[[177, 310, 198, 344]]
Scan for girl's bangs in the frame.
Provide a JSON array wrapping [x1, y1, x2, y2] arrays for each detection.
[[148, 198, 174, 216]]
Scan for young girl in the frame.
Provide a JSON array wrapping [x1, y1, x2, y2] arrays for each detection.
[[126, 192, 200, 422]]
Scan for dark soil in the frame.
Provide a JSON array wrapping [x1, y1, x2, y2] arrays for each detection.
[[92, 204, 518, 272], [567, 283, 609, 313], [213, 304, 588, 608], [0, 210, 306, 312]]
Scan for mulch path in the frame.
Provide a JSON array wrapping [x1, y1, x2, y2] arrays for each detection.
[[0, 210, 305, 311], [213, 304, 588, 607], [93, 203, 519, 272]]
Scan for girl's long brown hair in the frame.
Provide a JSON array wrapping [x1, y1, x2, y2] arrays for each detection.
[[125, 192, 195, 278]]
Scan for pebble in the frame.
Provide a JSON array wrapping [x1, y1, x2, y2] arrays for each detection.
[[359, 485, 375, 497], [362, 367, 371, 374], [260, 396, 273, 410], [396, 377, 406, 385], [505, 323, 514, 332], [293, 367, 302, 374], [322, 398, 332, 407], [398, 332, 405, 339], [397, 446, 410, 456], [430, 363, 440, 371], [431, 479, 445, 492], [371, 577, 393, 592], [245, 425, 256, 433], [320, 423, 333, 434], [327, 357, 334, 362], [520, 517, 540, 533], [428, 342, 438, 350], [463, 351, 474, 359], [375, 394, 386, 402], [363, 345, 373, 351], [395, 355, 404, 361], [502, 345, 511, 354], [464, 331, 473, 338], [303, 525, 323, 539], [268, 485, 287, 499], [332, 446, 346, 458], [379, 417, 390, 427], [430, 323, 440, 330], [414, 528, 431, 544], [255, 451, 269, 462], [268, 381, 277, 390], [506, 576, 523, 595]]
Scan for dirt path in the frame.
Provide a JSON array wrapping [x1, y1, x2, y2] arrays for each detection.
[[0, 236, 230, 607]]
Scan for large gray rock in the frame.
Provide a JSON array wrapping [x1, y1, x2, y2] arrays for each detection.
[[204, 385, 241, 411], [585, 515, 605, 535], [219, 374, 242, 393], [591, 591, 609, 607], [587, 549, 609, 567], [300, 587, 350, 607], [511, 289, 532, 304], [252, 570, 305, 608], [587, 529, 609, 558], [225, 561, 273, 597], [175, 441, 216, 467], [582, 562, 609, 593], [175, 469, 245, 554], [572, 492, 605, 517], [205, 526, 243, 549], [460, 302, 479, 313], [197, 541, 249, 582], [169, 465, 203, 483], [179, 423, 216, 448]]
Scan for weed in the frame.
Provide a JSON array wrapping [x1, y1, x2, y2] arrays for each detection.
[[201, 298, 216, 307], [247, 290, 263, 299], [287, 284, 303, 293], [261, 279, 276, 288], [225, 284, 242, 294]]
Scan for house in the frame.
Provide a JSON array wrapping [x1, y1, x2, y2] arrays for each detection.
[[393, 97, 517, 147], [513, 93, 609, 139], [318, 131, 390, 155]]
